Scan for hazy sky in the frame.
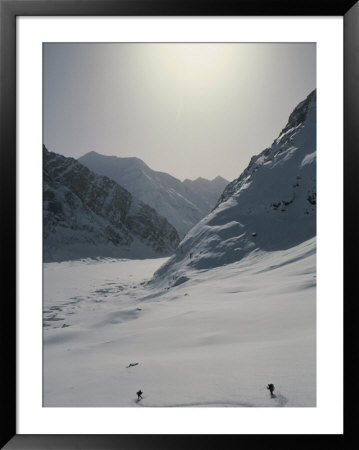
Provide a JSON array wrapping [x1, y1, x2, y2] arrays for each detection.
[[43, 43, 315, 181]]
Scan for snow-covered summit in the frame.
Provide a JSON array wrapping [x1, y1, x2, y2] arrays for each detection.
[[153, 90, 316, 285]]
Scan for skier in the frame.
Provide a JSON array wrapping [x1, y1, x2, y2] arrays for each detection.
[[267, 383, 275, 395], [136, 389, 143, 401]]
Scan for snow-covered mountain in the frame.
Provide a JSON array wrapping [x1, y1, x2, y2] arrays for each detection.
[[43, 147, 180, 262], [78, 152, 228, 238], [153, 90, 316, 285], [182, 176, 229, 211]]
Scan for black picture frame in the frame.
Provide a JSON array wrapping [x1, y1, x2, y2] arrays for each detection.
[[1, 0, 357, 448]]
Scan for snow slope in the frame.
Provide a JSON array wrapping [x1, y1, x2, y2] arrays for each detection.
[[154, 90, 316, 285], [78, 152, 229, 238], [43, 237, 316, 407], [43, 147, 180, 262]]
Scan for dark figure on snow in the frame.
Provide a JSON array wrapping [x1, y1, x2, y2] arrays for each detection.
[[267, 384, 275, 395], [136, 390, 143, 400]]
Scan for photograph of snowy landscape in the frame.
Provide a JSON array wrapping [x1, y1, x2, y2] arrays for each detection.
[[43, 43, 316, 407]]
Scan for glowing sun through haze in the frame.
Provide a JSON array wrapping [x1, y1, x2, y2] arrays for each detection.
[[152, 44, 236, 89], [43, 43, 316, 181]]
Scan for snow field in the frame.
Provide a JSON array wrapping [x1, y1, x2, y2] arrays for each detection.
[[43, 238, 315, 407]]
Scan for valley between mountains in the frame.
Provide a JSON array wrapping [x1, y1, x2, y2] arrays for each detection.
[[44, 90, 316, 407]]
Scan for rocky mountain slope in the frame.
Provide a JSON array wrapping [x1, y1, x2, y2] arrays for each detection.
[[43, 147, 180, 261], [153, 90, 316, 286], [78, 152, 228, 238]]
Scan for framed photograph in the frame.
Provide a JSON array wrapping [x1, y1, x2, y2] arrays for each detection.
[[1, 0, 356, 448]]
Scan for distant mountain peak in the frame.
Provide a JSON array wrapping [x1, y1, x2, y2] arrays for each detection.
[[211, 175, 229, 185], [82, 150, 99, 156]]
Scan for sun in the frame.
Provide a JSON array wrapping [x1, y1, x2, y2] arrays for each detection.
[[147, 43, 237, 92]]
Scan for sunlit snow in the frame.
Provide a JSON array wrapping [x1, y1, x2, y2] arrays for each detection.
[[44, 238, 315, 407]]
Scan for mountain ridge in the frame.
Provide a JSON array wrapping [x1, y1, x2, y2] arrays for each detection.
[[43, 147, 180, 262], [78, 152, 229, 238]]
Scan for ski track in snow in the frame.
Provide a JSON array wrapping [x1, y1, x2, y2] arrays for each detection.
[[136, 400, 255, 408], [135, 392, 288, 408], [136, 398, 288, 408]]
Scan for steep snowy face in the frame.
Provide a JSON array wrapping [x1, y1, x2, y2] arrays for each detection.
[[78, 153, 228, 239], [43, 147, 180, 262], [154, 90, 316, 283]]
